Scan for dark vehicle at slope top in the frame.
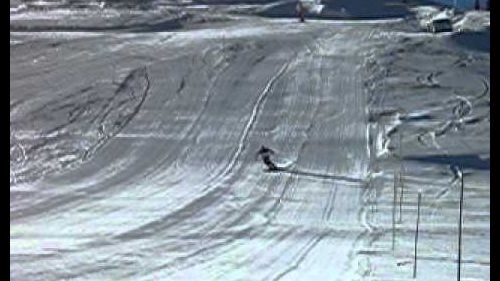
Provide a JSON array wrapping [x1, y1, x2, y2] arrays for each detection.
[[426, 17, 453, 33]]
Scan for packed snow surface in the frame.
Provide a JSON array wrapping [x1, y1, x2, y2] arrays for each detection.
[[11, 1, 489, 280]]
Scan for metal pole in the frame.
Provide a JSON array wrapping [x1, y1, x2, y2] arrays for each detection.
[[398, 131, 404, 223], [457, 167, 464, 281], [393, 170, 397, 251], [399, 131, 403, 159], [413, 192, 422, 278], [371, 181, 376, 215], [399, 168, 404, 222]]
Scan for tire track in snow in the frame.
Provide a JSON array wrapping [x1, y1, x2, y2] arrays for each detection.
[[271, 233, 327, 281], [209, 59, 293, 187], [167, 44, 269, 180], [264, 54, 320, 220]]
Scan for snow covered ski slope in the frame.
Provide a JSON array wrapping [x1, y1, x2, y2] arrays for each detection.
[[11, 3, 489, 280]]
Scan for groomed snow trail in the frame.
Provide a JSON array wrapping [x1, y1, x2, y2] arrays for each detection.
[[11, 20, 383, 280]]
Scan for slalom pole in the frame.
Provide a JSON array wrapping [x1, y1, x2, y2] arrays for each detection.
[[457, 167, 464, 281], [399, 167, 404, 223], [393, 170, 397, 251], [413, 191, 422, 278]]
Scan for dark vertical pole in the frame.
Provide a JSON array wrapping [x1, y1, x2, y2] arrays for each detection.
[[399, 131, 403, 159], [371, 181, 376, 215], [399, 131, 404, 223], [393, 170, 397, 251], [399, 168, 404, 222], [458, 167, 464, 281], [413, 192, 422, 278]]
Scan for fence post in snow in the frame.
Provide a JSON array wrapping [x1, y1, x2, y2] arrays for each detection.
[[392, 170, 397, 251], [398, 131, 404, 223], [371, 181, 377, 215], [399, 167, 404, 223], [222, 33, 226, 51], [457, 167, 464, 281], [413, 191, 422, 278], [399, 131, 402, 159]]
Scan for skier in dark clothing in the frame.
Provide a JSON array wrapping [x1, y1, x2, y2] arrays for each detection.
[[256, 145, 278, 171], [296, 1, 306, 23]]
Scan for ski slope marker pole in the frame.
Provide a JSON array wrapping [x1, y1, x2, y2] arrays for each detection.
[[392, 170, 397, 251], [413, 191, 422, 278], [457, 167, 464, 281]]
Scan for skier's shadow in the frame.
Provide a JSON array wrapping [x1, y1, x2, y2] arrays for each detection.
[[272, 167, 367, 185]]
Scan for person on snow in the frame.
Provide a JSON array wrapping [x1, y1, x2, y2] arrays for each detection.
[[256, 145, 278, 171], [296, 1, 306, 23]]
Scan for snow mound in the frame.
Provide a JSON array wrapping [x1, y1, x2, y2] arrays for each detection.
[[454, 10, 490, 32], [432, 9, 452, 21], [411, 5, 453, 29], [410, 5, 441, 20], [300, 0, 324, 15]]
